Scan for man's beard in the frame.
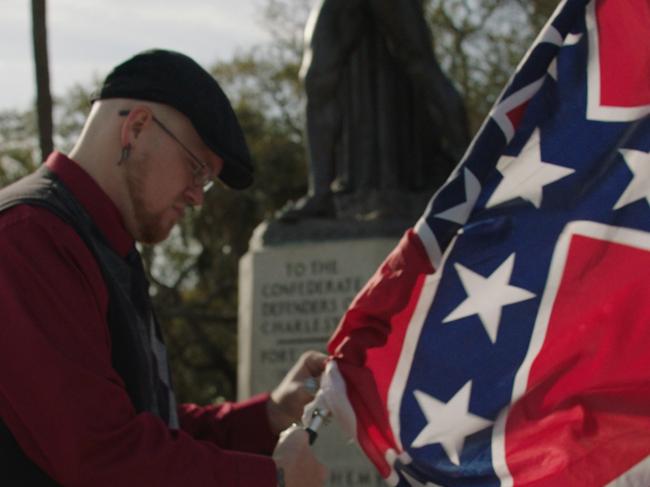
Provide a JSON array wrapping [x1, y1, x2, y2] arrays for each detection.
[[125, 160, 174, 244]]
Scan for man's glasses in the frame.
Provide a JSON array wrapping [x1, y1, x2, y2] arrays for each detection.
[[118, 110, 215, 191]]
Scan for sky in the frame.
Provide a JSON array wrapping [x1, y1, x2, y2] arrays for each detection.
[[0, 0, 271, 111]]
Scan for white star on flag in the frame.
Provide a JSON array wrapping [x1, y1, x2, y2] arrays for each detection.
[[435, 168, 481, 224], [486, 128, 575, 209], [443, 254, 535, 343], [613, 148, 650, 210], [411, 381, 492, 465]]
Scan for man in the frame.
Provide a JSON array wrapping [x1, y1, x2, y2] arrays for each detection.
[[0, 49, 327, 486]]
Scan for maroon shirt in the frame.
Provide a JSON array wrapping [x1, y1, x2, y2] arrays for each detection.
[[0, 152, 277, 486]]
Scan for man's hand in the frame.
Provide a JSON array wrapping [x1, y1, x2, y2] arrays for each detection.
[[273, 425, 328, 487], [267, 351, 327, 435]]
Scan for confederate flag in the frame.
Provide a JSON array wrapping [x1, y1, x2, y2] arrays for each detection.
[[312, 0, 650, 485]]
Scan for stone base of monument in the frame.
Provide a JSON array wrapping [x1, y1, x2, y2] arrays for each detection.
[[238, 219, 406, 486]]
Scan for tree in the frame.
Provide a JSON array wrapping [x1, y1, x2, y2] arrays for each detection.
[[31, 0, 53, 161], [425, 0, 556, 133], [0, 110, 40, 186]]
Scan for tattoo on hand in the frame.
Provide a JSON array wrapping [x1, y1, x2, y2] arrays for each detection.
[[277, 467, 286, 487]]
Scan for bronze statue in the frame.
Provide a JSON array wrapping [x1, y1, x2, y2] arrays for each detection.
[[280, 0, 469, 221]]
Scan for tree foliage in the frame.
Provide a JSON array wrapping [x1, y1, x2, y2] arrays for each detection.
[[0, 0, 557, 404], [425, 0, 556, 132]]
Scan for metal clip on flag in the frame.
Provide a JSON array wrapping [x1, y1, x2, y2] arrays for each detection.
[[301, 377, 332, 445], [305, 406, 331, 445]]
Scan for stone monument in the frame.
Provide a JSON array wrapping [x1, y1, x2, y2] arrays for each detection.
[[239, 229, 396, 487], [238, 1, 469, 485]]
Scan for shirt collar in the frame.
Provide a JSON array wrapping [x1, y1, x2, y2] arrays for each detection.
[[45, 152, 135, 257]]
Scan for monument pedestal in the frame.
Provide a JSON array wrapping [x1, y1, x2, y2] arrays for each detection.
[[238, 219, 406, 486]]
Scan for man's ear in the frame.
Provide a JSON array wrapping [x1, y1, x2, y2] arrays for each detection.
[[120, 106, 152, 147]]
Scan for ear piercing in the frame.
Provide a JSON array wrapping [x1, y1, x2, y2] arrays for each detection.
[[118, 143, 132, 165]]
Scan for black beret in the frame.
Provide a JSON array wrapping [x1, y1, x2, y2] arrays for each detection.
[[93, 49, 253, 189]]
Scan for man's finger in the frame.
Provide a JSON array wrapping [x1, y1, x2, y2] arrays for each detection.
[[302, 351, 328, 376]]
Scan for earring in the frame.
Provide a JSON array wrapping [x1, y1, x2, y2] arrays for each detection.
[[117, 144, 132, 165]]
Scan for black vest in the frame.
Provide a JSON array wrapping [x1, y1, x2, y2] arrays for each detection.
[[0, 166, 177, 485]]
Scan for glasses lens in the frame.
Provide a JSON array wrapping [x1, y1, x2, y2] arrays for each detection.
[[193, 165, 214, 191]]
